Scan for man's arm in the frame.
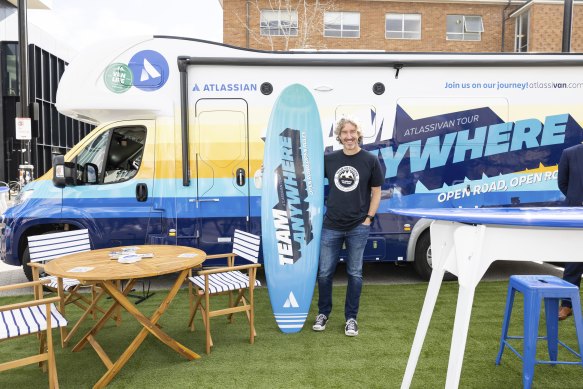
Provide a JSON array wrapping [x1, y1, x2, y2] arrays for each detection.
[[558, 150, 569, 197], [364, 186, 381, 225]]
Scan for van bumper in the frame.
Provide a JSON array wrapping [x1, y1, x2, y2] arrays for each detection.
[[0, 219, 18, 266]]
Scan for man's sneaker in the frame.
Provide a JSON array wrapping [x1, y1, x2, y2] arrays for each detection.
[[312, 314, 328, 331], [345, 318, 359, 336]]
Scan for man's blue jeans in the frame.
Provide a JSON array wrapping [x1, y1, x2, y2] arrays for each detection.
[[317, 224, 370, 321]]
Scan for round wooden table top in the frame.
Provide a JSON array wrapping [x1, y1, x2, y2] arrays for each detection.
[[43, 245, 206, 281]]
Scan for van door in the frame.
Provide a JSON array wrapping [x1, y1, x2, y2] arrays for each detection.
[[62, 120, 155, 248], [192, 99, 249, 254]]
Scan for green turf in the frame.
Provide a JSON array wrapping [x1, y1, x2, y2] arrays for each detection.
[[2, 281, 583, 388]]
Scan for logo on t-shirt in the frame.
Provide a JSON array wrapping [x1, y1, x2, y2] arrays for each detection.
[[334, 166, 359, 192]]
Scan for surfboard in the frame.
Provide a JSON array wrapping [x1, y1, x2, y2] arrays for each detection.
[[261, 84, 324, 333], [389, 207, 583, 228]]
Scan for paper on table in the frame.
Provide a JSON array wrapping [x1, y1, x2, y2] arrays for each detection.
[[178, 253, 198, 258], [67, 266, 95, 273], [118, 254, 142, 264], [109, 252, 154, 259]]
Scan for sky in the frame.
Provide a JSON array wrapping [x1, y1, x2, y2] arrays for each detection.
[[28, 0, 223, 51]]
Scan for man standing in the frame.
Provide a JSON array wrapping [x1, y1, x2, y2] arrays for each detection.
[[558, 142, 583, 320], [312, 117, 383, 336]]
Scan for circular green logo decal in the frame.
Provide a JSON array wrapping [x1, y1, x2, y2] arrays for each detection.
[[104, 63, 133, 93]]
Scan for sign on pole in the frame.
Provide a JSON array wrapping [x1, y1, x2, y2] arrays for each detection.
[[15, 117, 32, 140]]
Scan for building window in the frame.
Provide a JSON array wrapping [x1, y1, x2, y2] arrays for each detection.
[[446, 15, 483, 41], [515, 12, 529, 52], [260, 10, 298, 36], [324, 12, 360, 38], [386, 13, 421, 39]]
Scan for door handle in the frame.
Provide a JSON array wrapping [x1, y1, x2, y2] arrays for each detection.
[[136, 183, 148, 202], [236, 168, 246, 187]]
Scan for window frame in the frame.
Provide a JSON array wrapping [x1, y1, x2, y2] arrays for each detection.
[[260, 9, 299, 37], [446, 15, 484, 41], [514, 11, 530, 52], [385, 13, 422, 40], [324, 11, 361, 39]]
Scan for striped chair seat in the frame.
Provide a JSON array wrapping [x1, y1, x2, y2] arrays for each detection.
[[187, 229, 262, 354], [40, 275, 81, 291], [0, 303, 67, 340], [189, 271, 261, 294]]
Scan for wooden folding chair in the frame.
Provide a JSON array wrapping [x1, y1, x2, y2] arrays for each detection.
[[187, 229, 262, 354], [27, 229, 111, 347], [0, 279, 67, 389]]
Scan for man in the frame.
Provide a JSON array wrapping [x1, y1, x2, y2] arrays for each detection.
[[557, 142, 583, 320], [312, 117, 383, 336]]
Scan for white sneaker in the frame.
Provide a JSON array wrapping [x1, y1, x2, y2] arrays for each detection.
[[312, 314, 328, 331], [345, 318, 358, 336]]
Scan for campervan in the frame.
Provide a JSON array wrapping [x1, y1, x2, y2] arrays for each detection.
[[1, 36, 582, 281]]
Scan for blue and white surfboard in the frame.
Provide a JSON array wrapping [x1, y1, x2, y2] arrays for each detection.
[[261, 84, 324, 333]]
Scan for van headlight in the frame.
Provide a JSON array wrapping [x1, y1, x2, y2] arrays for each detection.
[[14, 189, 33, 205]]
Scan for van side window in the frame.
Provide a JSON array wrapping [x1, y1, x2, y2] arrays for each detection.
[[103, 127, 146, 184], [75, 126, 146, 185]]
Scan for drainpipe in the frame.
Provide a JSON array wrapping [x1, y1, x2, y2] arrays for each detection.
[[562, 0, 573, 52], [246, 0, 250, 48], [501, 0, 512, 52]]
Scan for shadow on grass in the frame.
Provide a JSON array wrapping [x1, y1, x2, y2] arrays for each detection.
[[1, 281, 583, 388]]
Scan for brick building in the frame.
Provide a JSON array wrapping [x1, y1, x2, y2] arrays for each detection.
[[222, 0, 582, 52]]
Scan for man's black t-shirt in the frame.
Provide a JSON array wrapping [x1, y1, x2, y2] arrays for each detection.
[[323, 149, 384, 231]]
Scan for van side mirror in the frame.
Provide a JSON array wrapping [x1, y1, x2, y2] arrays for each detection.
[[83, 163, 99, 184], [52, 155, 79, 187], [52, 154, 66, 187]]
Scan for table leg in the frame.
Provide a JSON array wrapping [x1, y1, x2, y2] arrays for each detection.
[[72, 279, 137, 352], [444, 284, 476, 389], [93, 270, 200, 389], [64, 286, 107, 346], [402, 220, 456, 389], [401, 261, 446, 389]]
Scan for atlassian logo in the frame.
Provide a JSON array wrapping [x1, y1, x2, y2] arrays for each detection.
[[192, 83, 257, 92], [272, 128, 313, 265], [283, 291, 299, 308], [128, 50, 169, 91]]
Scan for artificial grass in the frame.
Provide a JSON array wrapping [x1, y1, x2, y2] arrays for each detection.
[[2, 281, 583, 388]]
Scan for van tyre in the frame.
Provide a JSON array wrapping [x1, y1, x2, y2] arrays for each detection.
[[22, 246, 34, 282], [413, 231, 456, 281]]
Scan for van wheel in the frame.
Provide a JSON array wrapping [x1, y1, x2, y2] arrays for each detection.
[[413, 232, 456, 281], [22, 246, 34, 282]]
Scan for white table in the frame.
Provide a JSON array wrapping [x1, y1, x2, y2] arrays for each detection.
[[392, 207, 583, 389]]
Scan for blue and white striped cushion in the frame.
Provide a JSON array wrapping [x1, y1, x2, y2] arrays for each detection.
[[40, 275, 81, 291], [0, 303, 67, 340], [189, 271, 261, 294]]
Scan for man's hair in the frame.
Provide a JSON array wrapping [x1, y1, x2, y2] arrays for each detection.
[[334, 117, 363, 145]]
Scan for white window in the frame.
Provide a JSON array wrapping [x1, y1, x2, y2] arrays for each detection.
[[446, 15, 483, 41], [324, 12, 360, 38], [386, 13, 421, 39], [260, 10, 298, 36], [514, 12, 529, 52]]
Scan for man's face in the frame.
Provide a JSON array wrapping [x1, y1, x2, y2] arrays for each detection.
[[339, 123, 359, 152]]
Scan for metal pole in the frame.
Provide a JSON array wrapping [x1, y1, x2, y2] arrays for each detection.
[[562, 0, 573, 52], [17, 0, 32, 183], [246, 0, 250, 48]]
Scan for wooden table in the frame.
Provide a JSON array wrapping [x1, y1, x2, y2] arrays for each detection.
[[44, 244, 206, 388]]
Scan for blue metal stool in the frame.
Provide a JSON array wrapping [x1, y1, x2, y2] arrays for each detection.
[[496, 275, 583, 388]]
